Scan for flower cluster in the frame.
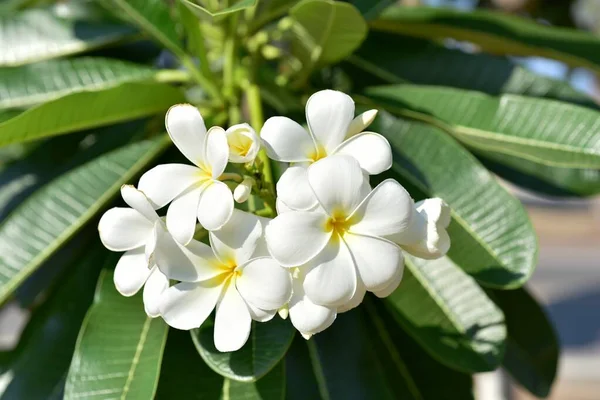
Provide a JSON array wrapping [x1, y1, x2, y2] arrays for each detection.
[[98, 90, 451, 351]]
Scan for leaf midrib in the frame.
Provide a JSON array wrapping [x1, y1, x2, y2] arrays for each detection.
[[121, 317, 153, 399]]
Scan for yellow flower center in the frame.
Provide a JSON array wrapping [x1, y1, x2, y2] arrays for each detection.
[[307, 144, 327, 163], [324, 210, 351, 238], [229, 131, 254, 157], [215, 259, 242, 284]]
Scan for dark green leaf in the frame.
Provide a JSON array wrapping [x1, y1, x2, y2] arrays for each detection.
[[0, 82, 184, 146], [490, 288, 559, 398], [371, 6, 600, 73], [0, 8, 135, 67], [347, 0, 394, 20], [0, 135, 171, 304], [368, 109, 537, 288], [0, 58, 159, 110], [64, 269, 169, 400], [367, 84, 600, 169], [385, 255, 506, 373], [191, 316, 295, 382]]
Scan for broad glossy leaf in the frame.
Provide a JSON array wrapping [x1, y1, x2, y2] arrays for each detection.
[[0, 82, 184, 146], [290, 0, 367, 67], [65, 269, 169, 399], [490, 288, 559, 398], [347, 31, 597, 108], [386, 255, 506, 372], [371, 6, 600, 73], [181, 0, 257, 18], [0, 8, 135, 67], [368, 84, 600, 169], [0, 58, 157, 109], [158, 329, 285, 400], [368, 110, 537, 288], [0, 244, 109, 400], [0, 135, 170, 304], [191, 316, 295, 382], [107, 0, 185, 56], [348, 0, 394, 20], [364, 297, 474, 400]]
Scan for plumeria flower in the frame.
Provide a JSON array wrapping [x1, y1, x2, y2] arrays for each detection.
[[158, 210, 292, 352], [266, 155, 414, 308], [98, 185, 169, 317], [387, 198, 451, 260], [139, 104, 233, 245], [261, 90, 392, 211], [226, 123, 260, 164]]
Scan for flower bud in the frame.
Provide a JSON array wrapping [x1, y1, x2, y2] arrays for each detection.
[[226, 123, 260, 163], [233, 177, 254, 203], [346, 109, 378, 137]]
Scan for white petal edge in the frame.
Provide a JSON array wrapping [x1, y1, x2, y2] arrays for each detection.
[[337, 278, 366, 313], [333, 132, 392, 175], [245, 300, 277, 322], [346, 109, 378, 138], [373, 261, 404, 298], [214, 281, 252, 352], [143, 266, 169, 317], [276, 165, 318, 211], [289, 270, 337, 336], [260, 116, 316, 162], [159, 281, 222, 330], [197, 180, 234, 231], [165, 104, 207, 167], [236, 257, 292, 310], [113, 247, 151, 296], [167, 185, 203, 245], [205, 126, 229, 179], [121, 185, 159, 222], [99, 208, 153, 251], [138, 164, 200, 208], [209, 209, 261, 266], [305, 90, 355, 154]]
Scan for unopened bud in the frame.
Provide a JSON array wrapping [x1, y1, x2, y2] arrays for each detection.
[[346, 109, 378, 137], [233, 177, 254, 203]]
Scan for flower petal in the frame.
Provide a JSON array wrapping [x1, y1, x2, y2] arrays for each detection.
[[345, 233, 403, 292], [303, 238, 356, 307], [305, 90, 354, 154], [209, 209, 261, 266], [333, 132, 392, 175], [307, 155, 370, 216], [166, 104, 207, 166], [197, 180, 234, 231], [346, 109, 378, 138], [373, 262, 404, 298], [167, 185, 203, 245], [275, 198, 294, 214], [245, 301, 276, 322], [214, 281, 252, 352], [289, 269, 336, 336], [236, 257, 292, 310], [143, 266, 169, 317], [276, 165, 318, 211], [113, 247, 151, 296], [265, 211, 331, 267], [138, 164, 200, 208], [350, 179, 414, 237], [226, 123, 260, 163], [159, 281, 222, 330], [205, 126, 229, 179], [154, 221, 222, 282], [260, 116, 316, 162], [99, 208, 153, 251], [337, 278, 366, 313]]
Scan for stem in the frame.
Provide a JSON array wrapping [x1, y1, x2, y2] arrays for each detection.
[[154, 69, 191, 83], [223, 14, 240, 123]]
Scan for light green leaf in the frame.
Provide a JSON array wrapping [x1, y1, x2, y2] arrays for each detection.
[[368, 84, 600, 169], [65, 270, 169, 400], [250, 0, 301, 33], [0, 8, 135, 67], [0, 82, 184, 146], [371, 6, 600, 73], [290, 0, 367, 67], [0, 58, 160, 110], [385, 255, 506, 372], [0, 135, 170, 304], [191, 316, 295, 382], [181, 0, 257, 19], [490, 288, 559, 398], [367, 110, 537, 288], [0, 245, 109, 399]]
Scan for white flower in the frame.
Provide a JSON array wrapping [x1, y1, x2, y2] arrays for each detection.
[[233, 177, 254, 203], [346, 109, 378, 138], [265, 155, 414, 308], [226, 123, 260, 163], [138, 104, 234, 244], [98, 185, 169, 318], [261, 90, 392, 211], [386, 198, 451, 260], [157, 210, 292, 352]]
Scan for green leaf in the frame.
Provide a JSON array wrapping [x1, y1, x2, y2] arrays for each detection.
[[0, 244, 109, 399], [158, 329, 285, 400], [367, 110, 537, 288], [0, 82, 184, 146], [364, 297, 474, 400], [0, 135, 170, 305], [490, 288, 559, 398], [347, 31, 597, 109], [0, 8, 135, 67], [107, 0, 185, 56], [290, 0, 367, 67], [371, 6, 600, 73], [367, 84, 600, 169], [348, 0, 394, 20], [181, 0, 258, 19], [191, 316, 295, 382], [65, 269, 169, 400], [250, 0, 301, 33]]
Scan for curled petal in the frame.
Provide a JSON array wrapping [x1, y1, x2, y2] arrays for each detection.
[[166, 185, 203, 245], [261, 116, 316, 162], [289, 269, 336, 337], [113, 247, 151, 296], [138, 164, 200, 208], [333, 132, 392, 175], [166, 104, 207, 167], [197, 180, 234, 231], [276, 165, 318, 211], [236, 257, 292, 311], [209, 209, 261, 266], [121, 185, 159, 222], [306, 90, 354, 154], [226, 123, 260, 163], [159, 281, 222, 330], [346, 109, 378, 138], [99, 207, 153, 251], [214, 281, 252, 352], [337, 278, 366, 313], [374, 262, 404, 298], [143, 266, 169, 317], [246, 300, 277, 322], [205, 126, 229, 179]]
